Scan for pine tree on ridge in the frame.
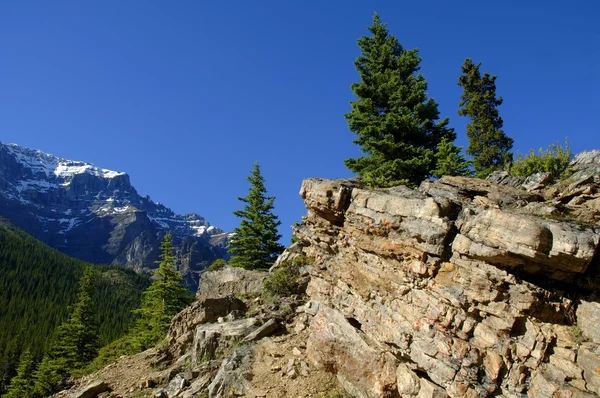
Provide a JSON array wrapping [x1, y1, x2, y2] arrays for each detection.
[[344, 13, 455, 187], [229, 162, 284, 270], [458, 58, 513, 177]]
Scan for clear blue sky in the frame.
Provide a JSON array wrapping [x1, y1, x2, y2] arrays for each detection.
[[1, 1, 599, 243]]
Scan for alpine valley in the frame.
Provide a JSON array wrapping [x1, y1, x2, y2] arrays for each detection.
[[0, 141, 231, 289]]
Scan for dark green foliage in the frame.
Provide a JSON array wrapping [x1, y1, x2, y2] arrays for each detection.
[[82, 335, 138, 374], [50, 268, 99, 365], [32, 267, 100, 396], [129, 233, 192, 351], [263, 256, 313, 297], [458, 59, 513, 177], [207, 258, 227, 272], [511, 140, 573, 179], [84, 234, 192, 373], [229, 162, 285, 270], [0, 224, 149, 394], [4, 350, 35, 398], [344, 13, 455, 188], [32, 355, 64, 398], [432, 138, 473, 178]]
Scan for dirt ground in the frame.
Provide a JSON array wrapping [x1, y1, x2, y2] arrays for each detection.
[[56, 321, 345, 398], [245, 329, 344, 398]]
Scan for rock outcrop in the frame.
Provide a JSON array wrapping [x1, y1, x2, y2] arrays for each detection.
[[294, 175, 600, 397], [55, 159, 600, 398]]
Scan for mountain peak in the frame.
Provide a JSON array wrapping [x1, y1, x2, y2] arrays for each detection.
[[2, 141, 127, 181], [0, 141, 230, 288]]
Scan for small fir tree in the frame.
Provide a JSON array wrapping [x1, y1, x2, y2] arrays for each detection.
[[131, 233, 191, 350], [34, 267, 99, 396], [344, 13, 455, 187], [4, 349, 35, 398], [229, 162, 284, 269], [432, 138, 473, 178], [458, 58, 513, 177]]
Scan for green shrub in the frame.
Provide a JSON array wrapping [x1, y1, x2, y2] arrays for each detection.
[[263, 256, 313, 297], [207, 258, 227, 272], [511, 140, 572, 179]]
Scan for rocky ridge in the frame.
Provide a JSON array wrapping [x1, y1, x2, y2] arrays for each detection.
[[60, 151, 600, 397], [0, 142, 231, 289]]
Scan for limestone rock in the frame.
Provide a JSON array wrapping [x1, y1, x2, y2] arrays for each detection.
[[295, 175, 600, 397], [167, 296, 246, 358], [69, 381, 110, 398], [577, 344, 600, 394], [420, 176, 542, 207], [196, 266, 267, 300], [192, 318, 259, 363], [307, 304, 399, 398], [165, 374, 186, 397], [208, 345, 254, 398], [522, 172, 553, 190], [455, 208, 599, 276], [243, 319, 278, 342], [576, 299, 600, 344], [569, 150, 600, 180], [486, 170, 524, 188]]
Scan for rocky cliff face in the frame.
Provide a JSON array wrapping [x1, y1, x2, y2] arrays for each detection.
[[0, 142, 231, 289], [58, 153, 600, 398], [293, 157, 600, 396]]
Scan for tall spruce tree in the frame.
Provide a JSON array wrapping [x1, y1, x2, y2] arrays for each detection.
[[458, 58, 513, 177], [344, 13, 455, 188], [34, 267, 99, 396], [131, 233, 191, 351], [4, 349, 35, 398], [229, 162, 284, 270]]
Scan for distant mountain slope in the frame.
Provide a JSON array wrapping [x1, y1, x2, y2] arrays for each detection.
[[0, 142, 231, 289], [0, 219, 150, 392]]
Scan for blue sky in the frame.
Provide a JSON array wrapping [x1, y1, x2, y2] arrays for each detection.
[[1, 1, 599, 243]]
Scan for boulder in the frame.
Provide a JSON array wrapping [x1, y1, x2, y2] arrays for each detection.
[[69, 381, 110, 398], [192, 318, 259, 363], [569, 150, 600, 180], [167, 296, 246, 358], [522, 172, 553, 190], [165, 374, 186, 397], [208, 345, 254, 398], [242, 318, 279, 342], [486, 170, 525, 188], [197, 266, 267, 300]]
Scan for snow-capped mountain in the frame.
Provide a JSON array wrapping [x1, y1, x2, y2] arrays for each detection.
[[0, 141, 231, 289]]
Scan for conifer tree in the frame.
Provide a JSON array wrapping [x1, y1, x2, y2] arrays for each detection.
[[345, 13, 455, 187], [34, 267, 99, 396], [228, 162, 284, 269], [131, 233, 191, 350], [4, 349, 35, 398], [458, 58, 513, 177], [432, 138, 473, 178]]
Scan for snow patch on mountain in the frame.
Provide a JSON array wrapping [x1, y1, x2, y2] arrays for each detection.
[[4, 143, 126, 183], [0, 141, 228, 240]]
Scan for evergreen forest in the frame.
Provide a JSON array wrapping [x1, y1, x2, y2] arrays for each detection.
[[0, 219, 150, 395]]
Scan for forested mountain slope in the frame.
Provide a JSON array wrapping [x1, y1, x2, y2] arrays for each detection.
[[0, 219, 150, 392]]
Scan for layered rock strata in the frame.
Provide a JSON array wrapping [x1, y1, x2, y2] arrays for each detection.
[[294, 176, 600, 397]]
